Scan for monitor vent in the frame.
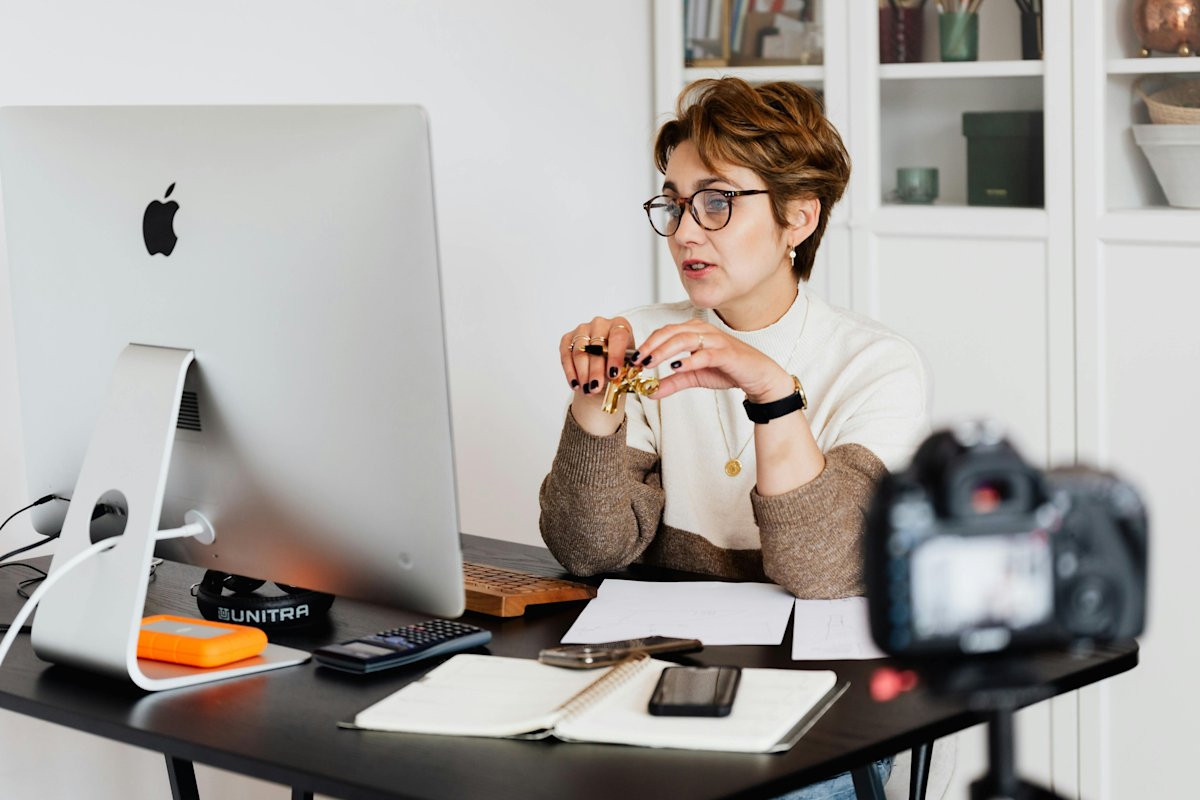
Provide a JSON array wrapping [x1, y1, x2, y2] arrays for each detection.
[[177, 391, 202, 432]]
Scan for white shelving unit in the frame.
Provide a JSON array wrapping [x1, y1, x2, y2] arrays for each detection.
[[1095, 0, 1200, 209], [1101, 67, 1200, 209], [1074, 8, 1200, 799], [879, 59, 1044, 80], [683, 65, 824, 84], [1097, 207, 1200, 243], [876, 73, 1044, 207], [872, 204, 1049, 240], [1107, 56, 1200, 75]]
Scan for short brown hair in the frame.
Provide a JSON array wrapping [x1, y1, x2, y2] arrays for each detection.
[[653, 78, 850, 282]]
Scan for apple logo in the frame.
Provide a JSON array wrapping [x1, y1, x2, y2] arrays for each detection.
[[143, 183, 179, 256]]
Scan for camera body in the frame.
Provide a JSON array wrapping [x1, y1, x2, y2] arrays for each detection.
[[865, 422, 1147, 658]]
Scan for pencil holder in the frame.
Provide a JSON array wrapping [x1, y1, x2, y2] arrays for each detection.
[[939, 12, 979, 62]]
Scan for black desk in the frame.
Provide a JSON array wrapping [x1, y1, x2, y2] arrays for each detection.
[[0, 534, 1136, 800]]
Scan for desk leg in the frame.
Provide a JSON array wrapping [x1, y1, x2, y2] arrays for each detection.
[[165, 756, 201, 800], [164, 756, 311, 800], [851, 762, 886, 800], [910, 741, 934, 800]]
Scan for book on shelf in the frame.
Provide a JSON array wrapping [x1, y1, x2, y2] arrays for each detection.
[[688, 0, 823, 68], [686, 0, 728, 64], [341, 653, 846, 754]]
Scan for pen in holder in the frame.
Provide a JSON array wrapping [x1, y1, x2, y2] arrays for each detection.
[[601, 349, 660, 414]]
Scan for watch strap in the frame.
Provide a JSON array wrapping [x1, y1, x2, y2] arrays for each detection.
[[743, 375, 807, 424]]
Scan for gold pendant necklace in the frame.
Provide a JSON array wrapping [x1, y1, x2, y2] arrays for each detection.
[[714, 394, 753, 477], [712, 293, 811, 477]]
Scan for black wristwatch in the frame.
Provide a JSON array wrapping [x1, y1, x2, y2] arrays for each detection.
[[743, 375, 807, 424]]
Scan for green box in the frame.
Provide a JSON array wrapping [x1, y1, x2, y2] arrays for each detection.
[[962, 111, 1044, 208]]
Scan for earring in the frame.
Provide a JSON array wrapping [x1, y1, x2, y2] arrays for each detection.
[[788, 247, 796, 261]]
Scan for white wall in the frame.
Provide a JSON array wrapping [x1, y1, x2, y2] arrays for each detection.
[[0, 2, 656, 797]]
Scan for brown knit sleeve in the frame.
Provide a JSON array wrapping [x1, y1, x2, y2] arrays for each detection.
[[750, 443, 887, 599], [539, 409, 665, 576]]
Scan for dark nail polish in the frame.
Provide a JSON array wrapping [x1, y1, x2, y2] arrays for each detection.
[[590, 380, 599, 390], [671, 360, 682, 369], [609, 366, 618, 378], [643, 356, 652, 366], [582, 383, 590, 395], [571, 379, 579, 388], [631, 350, 640, 362]]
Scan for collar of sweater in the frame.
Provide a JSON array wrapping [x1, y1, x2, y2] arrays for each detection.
[[700, 282, 815, 371]]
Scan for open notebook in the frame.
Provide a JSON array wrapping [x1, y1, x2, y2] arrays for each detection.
[[342, 654, 846, 754]]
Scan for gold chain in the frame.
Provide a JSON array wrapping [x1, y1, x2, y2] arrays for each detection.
[[714, 393, 755, 476], [713, 295, 811, 477]]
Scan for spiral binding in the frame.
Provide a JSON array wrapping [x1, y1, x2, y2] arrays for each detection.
[[554, 652, 652, 723]]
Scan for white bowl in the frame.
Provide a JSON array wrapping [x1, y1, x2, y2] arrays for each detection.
[[1134, 124, 1200, 208], [1134, 123, 1200, 144]]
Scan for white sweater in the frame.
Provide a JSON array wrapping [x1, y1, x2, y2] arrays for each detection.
[[620, 284, 933, 554]]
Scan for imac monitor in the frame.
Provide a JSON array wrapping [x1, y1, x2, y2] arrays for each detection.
[[0, 105, 465, 618]]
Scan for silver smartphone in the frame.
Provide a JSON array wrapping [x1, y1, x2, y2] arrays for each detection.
[[538, 637, 703, 668]]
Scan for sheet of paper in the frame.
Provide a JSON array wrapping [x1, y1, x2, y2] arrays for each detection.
[[791, 597, 887, 660], [560, 579, 795, 646]]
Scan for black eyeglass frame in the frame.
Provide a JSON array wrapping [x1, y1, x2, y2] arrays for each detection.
[[642, 189, 770, 237]]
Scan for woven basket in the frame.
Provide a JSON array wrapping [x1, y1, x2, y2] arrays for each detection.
[[1137, 78, 1200, 124]]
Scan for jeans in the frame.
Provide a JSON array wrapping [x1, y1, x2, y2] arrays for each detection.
[[773, 756, 894, 800]]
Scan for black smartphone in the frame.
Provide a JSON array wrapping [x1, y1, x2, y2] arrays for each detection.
[[648, 665, 741, 717]]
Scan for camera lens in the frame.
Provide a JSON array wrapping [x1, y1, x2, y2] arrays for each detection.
[[970, 479, 1013, 514]]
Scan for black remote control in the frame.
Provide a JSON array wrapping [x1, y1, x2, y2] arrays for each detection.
[[313, 620, 492, 674]]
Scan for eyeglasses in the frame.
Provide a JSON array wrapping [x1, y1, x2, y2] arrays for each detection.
[[642, 189, 769, 237]]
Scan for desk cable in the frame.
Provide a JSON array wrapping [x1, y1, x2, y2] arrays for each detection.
[[0, 497, 123, 635], [0, 514, 212, 669], [0, 537, 121, 668]]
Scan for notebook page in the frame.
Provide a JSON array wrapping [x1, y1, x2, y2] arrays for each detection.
[[352, 654, 610, 737], [556, 659, 839, 753]]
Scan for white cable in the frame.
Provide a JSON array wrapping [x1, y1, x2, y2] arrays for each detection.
[[0, 516, 212, 671], [0, 537, 119, 670], [154, 522, 204, 541]]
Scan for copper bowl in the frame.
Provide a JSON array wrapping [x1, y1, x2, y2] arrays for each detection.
[[1135, 0, 1200, 57]]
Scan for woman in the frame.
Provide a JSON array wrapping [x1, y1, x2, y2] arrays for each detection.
[[541, 79, 931, 797]]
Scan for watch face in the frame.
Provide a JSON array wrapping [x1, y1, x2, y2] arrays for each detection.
[[792, 375, 807, 410]]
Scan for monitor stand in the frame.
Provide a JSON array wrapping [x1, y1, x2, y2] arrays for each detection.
[[30, 345, 309, 691]]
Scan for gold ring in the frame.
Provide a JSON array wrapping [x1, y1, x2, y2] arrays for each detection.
[[696, 333, 704, 351], [590, 336, 607, 345], [570, 335, 591, 352], [610, 324, 630, 336]]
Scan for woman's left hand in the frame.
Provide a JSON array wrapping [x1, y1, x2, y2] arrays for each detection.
[[634, 321, 794, 404]]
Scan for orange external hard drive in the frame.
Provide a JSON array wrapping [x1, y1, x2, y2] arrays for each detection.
[[137, 615, 268, 668]]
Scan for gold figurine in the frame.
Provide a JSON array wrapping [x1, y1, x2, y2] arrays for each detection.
[[602, 351, 660, 414]]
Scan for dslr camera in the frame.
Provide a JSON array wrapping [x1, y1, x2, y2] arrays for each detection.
[[865, 421, 1147, 658]]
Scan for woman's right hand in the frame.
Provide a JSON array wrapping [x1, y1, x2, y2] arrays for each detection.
[[559, 316, 635, 437]]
